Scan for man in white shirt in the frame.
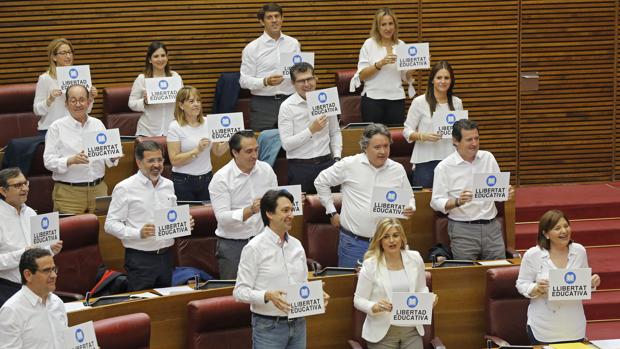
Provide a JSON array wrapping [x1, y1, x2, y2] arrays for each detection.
[[234, 189, 328, 349], [43, 84, 118, 215], [0, 168, 62, 307], [430, 119, 514, 260], [240, 3, 300, 131], [0, 248, 67, 349], [314, 123, 415, 268], [278, 62, 342, 194], [209, 130, 278, 279]]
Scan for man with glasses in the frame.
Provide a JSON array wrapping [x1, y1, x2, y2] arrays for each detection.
[[0, 168, 62, 307], [0, 248, 67, 348], [278, 62, 342, 194], [43, 84, 118, 215]]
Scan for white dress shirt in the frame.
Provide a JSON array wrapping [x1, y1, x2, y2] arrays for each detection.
[[0, 200, 37, 283], [516, 243, 589, 343], [233, 227, 308, 316], [128, 72, 182, 136], [278, 92, 342, 159], [239, 32, 299, 96], [104, 171, 176, 251], [0, 286, 67, 349], [314, 153, 415, 238], [33, 72, 93, 131], [403, 95, 463, 165], [430, 150, 499, 221], [43, 115, 117, 183], [208, 159, 278, 240], [167, 120, 213, 175], [357, 38, 407, 100]]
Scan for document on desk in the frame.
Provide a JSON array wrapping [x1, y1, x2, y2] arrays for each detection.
[[590, 339, 620, 349], [64, 301, 88, 313], [477, 260, 512, 266], [131, 292, 160, 299], [154, 285, 195, 296], [549, 342, 592, 348]]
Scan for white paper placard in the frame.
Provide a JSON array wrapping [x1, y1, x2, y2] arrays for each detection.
[[154, 204, 191, 240], [63, 321, 98, 349], [145, 76, 183, 104], [390, 292, 434, 325], [268, 185, 303, 216], [82, 128, 123, 161], [370, 186, 414, 219], [206, 112, 244, 142], [431, 110, 469, 139], [30, 212, 60, 247], [395, 43, 430, 71], [306, 87, 341, 118], [286, 280, 325, 319], [56, 65, 92, 92], [548, 268, 592, 301], [280, 52, 315, 78], [472, 172, 510, 201]]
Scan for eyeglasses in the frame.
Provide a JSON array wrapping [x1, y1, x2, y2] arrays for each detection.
[[294, 76, 316, 85], [55, 50, 73, 56], [5, 180, 29, 189], [69, 98, 88, 105], [37, 266, 58, 275]]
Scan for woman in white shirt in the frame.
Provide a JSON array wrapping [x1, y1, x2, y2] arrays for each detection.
[[33, 38, 97, 133], [403, 61, 462, 188], [354, 218, 437, 349], [167, 86, 227, 201], [129, 41, 183, 136], [355, 8, 415, 126], [516, 209, 601, 345]]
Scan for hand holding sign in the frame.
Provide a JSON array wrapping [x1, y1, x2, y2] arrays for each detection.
[[309, 115, 328, 134], [265, 74, 284, 86], [265, 290, 290, 313], [140, 224, 156, 239], [47, 89, 62, 106], [68, 150, 89, 166], [372, 298, 393, 313]]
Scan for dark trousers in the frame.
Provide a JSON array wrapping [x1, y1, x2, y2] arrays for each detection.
[[172, 171, 212, 202], [411, 160, 441, 188], [250, 95, 290, 131], [526, 324, 583, 345], [361, 95, 405, 126], [288, 158, 335, 194], [216, 237, 251, 280], [0, 278, 21, 307], [124, 248, 173, 292]]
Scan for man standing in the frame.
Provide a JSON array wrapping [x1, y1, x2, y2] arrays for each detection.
[[43, 84, 118, 214], [430, 119, 514, 260], [240, 3, 300, 131], [314, 124, 415, 268], [278, 62, 342, 194], [0, 168, 62, 307], [209, 130, 278, 279], [0, 248, 67, 349]]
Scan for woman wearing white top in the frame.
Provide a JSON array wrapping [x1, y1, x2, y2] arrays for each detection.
[[129, 41, 183, 136], [356, 8, 415, 126], [516, 210, 601, 345], [33, 38, 97, 133], [403, 61, 462, 188], [167, 86, 227, 201], [354, 218, 438, 349]]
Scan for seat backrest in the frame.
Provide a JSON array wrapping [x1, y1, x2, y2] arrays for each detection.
[[134, 136, 172, 179], [94, 312, 151, 349], [24, 142, 54, 214], [486, 266, 529, 345], [0, 83, 39, 147], [103, 86, 140, 136], [303, 193, 342, 268], [55, 214, 102, 295], [186, 295, 252, 349], [174, 205, 219, 278], [389, 129, 414, 179], [335, 70, 362, 125]]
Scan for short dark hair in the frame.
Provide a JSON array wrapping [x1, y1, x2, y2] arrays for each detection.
[[260, 189, 294, 226], [65, 84, 89, 102], [135, 140, 162, 161], [359, 123, 392, 151], [229, 130, 256, 158], [257, 3, 283, 20], [0, 167, 23, 189], [19, 248, 52, 284], [537, 209, 572, 250], [452, 119, 478, 142], [290, 62, 314, 82]]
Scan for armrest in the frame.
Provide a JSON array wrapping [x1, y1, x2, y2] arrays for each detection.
[[54, 290, 84, 302], [306, 258, 322, 273], [347, 339, 363, 349], [484, 334, 510, 347], [505, 247, 521, 259], [430, 336, 446, 349]]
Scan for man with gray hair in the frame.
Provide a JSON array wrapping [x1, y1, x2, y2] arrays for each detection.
[[314, 123, 415, 267]]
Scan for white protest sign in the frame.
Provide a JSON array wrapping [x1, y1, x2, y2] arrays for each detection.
[[63, 320, 98, 349], [206, 112, 244, 142], [269, 185, 303, 216], [472, 172, 510, 201], [548, 268, 592, 301], [431, 110, 469, 139], [154, 204, 191, 240], [306, 87, 341, 118], [286, 280, 325, 319], [370, 186, 414, 219], [56, 65, 92, 92], [390, 292, 434, 325], [145, 76, 183, 104], [395, 43, 430, 71], [280, 52, 315, 78], [30, 212, 60, 248], [83, 128, 123, 161]]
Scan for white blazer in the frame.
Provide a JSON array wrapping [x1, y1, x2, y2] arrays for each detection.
[[354, 249, 429, 343]]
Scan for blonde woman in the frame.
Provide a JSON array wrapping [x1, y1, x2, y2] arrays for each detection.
[[166, 86, 227, 201], [354, 218, 437, 349]]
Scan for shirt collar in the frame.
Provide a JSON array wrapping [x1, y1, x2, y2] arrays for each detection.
[[0, 199, 26, 215], [289, 92, 305, 105], [360, 153, 390, 171], [231, 159, 258, 177], [453, 150, 481, 165], [67, 114, 91, 128], [538, 243, 578, 259], [260, 31, 284, 43], [136, 170, 161, 187], [22, 285, 48, 307], [265, 226, 289, 246]]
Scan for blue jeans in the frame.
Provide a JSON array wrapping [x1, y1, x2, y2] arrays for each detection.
[[172, 171, 212, 202], [252, 314, 306, 349], [338, 230, 370, 268]]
